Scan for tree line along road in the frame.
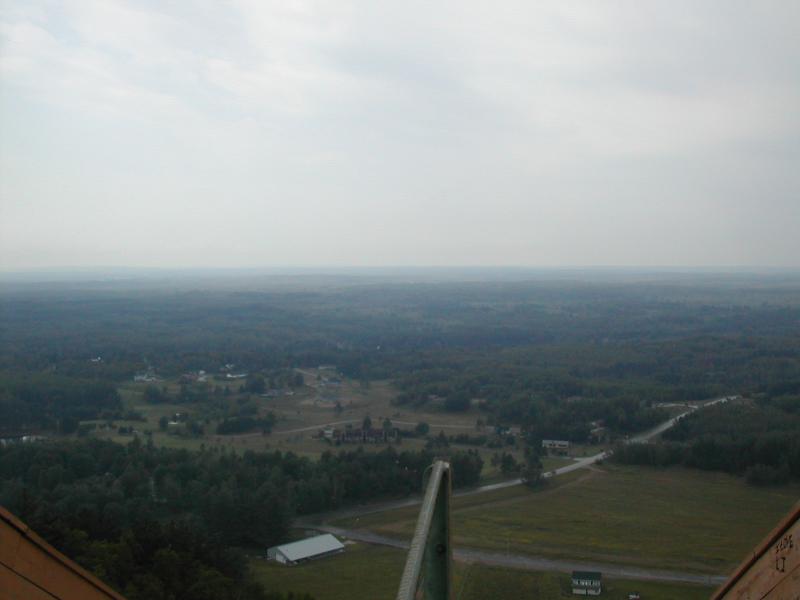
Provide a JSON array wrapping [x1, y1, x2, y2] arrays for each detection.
[[297, 397, 733, 585]]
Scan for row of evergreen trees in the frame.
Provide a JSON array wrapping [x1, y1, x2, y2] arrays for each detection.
[[613, 400, 800, 485], [0, 438, 483, 599]]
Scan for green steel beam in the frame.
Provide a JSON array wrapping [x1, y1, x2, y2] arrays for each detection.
[[396, 460, 452, 600]]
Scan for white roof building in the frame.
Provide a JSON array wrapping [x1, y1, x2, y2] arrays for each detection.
[[267, 534, 344, 565], [542, 439, 570, 449]]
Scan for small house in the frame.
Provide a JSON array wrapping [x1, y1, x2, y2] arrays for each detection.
[[571, 571, 602, 595]]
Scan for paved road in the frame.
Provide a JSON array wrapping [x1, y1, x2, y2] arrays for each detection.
[[298, 397, 733, 584], [309, 396, 731, 520], [315, 524, 726, 586], [273, 419, 359, 435]]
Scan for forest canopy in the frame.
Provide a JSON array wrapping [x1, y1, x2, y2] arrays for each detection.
[[0, 438, 481, 599], [2, 275, 800, 440]]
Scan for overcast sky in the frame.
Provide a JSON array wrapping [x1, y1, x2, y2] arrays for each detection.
[[1, 1, 798, 270]]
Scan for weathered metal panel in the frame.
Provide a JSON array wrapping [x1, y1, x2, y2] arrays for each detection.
[[0, 506, 127, 600], [1, 562, 57, 600], [712, 503, 800, 600], [396, 460, 452, 600]]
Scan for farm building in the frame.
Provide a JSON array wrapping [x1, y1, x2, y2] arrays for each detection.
[[571, 571, 602, 595], [267, 534, 344, 565], [332, 427, 398, 444], [542, 439, 571, 455]]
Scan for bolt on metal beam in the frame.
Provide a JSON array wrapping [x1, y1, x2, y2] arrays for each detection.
[[396, 460, 452, 600]]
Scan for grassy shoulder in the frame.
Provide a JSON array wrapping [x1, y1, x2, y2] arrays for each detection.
[[250, 542, 405, 600], [337, 464, 800, 575], [332, 469, 587, 530], [457, 565, 712, 600], [249, 542, 713, 600]]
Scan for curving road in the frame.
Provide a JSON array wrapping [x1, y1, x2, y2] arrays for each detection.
[[465, 396, 731, 492], [298, 396, 733, 585], [305, 397, 731, 521]]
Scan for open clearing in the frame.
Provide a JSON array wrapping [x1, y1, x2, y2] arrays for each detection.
[[95, 372, 583, 481], [250, 542, 713, 600], [334, 465, 800, 575], [103, 377, 796, 581]]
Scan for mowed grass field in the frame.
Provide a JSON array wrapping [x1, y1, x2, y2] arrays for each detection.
[[336, 465, 800, 575], [250, 542, 713, 600]]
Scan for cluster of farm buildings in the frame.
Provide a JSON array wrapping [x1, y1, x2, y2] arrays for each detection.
[[321, 426, 399, 444]]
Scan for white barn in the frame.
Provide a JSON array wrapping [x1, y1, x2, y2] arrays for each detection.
[[267, 534, 344, 565]]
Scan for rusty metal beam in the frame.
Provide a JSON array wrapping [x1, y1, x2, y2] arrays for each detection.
[[0, 505, 127, 600], [711, 501, 800, 599]]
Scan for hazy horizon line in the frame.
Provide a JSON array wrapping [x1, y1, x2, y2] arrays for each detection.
[[3, 264, 800, 276]]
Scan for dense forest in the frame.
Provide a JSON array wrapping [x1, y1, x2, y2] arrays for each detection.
[[3, 273, 800, 442], [0, 372, 123, 434], [613, 393, 800, 485], [1, 271, 800, 596], [0, 438, 482, 599]]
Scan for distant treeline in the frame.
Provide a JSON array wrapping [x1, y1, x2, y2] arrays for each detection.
[[0, 438, 481, 599], [0, 372, 121, 435], [3, 281, 799, 376], [215, 414, 277, 435], [2, 280, 800, 440], [613, 393, 800, 485]]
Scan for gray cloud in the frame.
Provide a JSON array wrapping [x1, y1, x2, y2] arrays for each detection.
[[1, 0, 798, 269]]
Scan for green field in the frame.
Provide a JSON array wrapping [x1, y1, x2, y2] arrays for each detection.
[[252, 543, 405, 600], [250, 542, 713, 600], [336, 465, 800, 574], [455, 565, 712, 600], [93, 375, 565, 481]]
